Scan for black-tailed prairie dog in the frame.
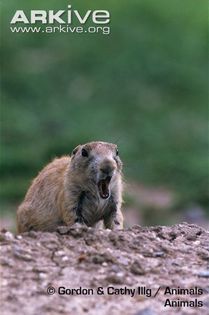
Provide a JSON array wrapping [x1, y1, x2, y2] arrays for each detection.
[[17, 141, 124, 233]]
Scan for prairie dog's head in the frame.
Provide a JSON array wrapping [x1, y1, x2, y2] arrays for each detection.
[[71, 141, 122, 199]]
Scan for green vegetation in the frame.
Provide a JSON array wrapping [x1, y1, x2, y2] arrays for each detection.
[[1, 0, 208, 219]]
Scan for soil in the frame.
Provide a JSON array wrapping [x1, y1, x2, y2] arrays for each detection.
[[0, 223, 209, 315]]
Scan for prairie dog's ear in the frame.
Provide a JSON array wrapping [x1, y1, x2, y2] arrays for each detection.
[[71, 145, 81, 156]]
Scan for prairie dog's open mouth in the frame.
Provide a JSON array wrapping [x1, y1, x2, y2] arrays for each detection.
[[98, 176, 111, 199]]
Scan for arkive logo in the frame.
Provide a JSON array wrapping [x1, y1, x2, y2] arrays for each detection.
[[10, 4, 111, 35]]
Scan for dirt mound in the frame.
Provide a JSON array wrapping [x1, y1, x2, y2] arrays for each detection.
[[0, 223, 209, 315]]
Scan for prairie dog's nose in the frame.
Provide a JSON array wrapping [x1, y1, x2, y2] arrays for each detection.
[[100, 159, 115, 176]]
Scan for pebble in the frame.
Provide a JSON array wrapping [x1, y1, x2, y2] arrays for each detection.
[[62, 256, 69, 262], [92, 255, 106, 264], [0, 257, 14, 267], [110, 265, 121, 273], [13, 245, 33, 261], [197, 250, 209, 261], [15, 235, 22, 240], [0, 231, 14, 242], [13, 251, 33, 261], [27, 231, 38, 238], [1, 279, 8, 286], [56, 226, 70, 235], [38, 273, 47, 279], [134, 308, 156, 315], [130, 261, 146, 275], [118, 256, 130, 266], [55, 250, 66, 257], [106, 272, 125, 284], [153, 251, 166, 258], [197, 270, 209, 278]]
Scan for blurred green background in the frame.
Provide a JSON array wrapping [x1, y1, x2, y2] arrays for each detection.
[[1, 0, 208, 230]]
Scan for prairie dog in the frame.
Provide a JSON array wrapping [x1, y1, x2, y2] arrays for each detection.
[[17, 141, 123, 233]]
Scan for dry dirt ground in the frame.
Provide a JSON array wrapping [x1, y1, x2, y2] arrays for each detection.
[[0, 223, 209, 315]]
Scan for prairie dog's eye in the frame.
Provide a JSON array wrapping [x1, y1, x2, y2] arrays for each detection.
[[116, 148, 119, 156], [81, 148, 88, 157]]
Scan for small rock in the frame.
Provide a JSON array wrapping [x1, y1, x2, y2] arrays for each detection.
[[118, 256, 130, 266], [13, 246, 33, 262], [91, 252, 115, 264], [56, 226, 71, 235], [134, 308, 156, 315], [116, 272, 125, 278], [130, 261, 146, 275], [153, 251, 166, 258], [84, 234, 97, 245], [131, 225, 141, 230], [69, 223, 88, 237], [27, 231, 38, 238], [106, 272, 124, 284], [1, 279, 8, 286], [62, 256, 69, 262], [54, 250, 66, 257], [38, 273, 47, 279], [0, 257, 14, 267], [197, 270, 209, 278], [15, 235, 22, 240], [14, 251, 33, 261], [197, 250, 209, 261], [110, 265, 121, 273], [186, 233, 197, 241], [0, 231, 14, 242], [92, 255, 106, 264], [141, 250, 154, 258]]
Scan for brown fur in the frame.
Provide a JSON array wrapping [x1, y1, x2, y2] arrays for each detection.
[[17, 141, 123, 233]]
